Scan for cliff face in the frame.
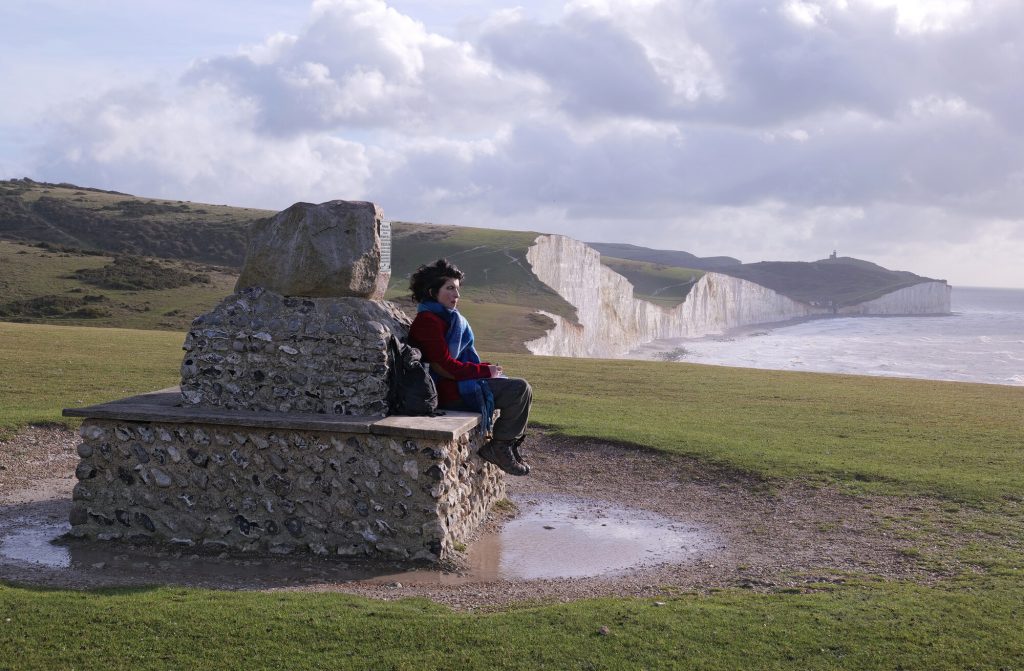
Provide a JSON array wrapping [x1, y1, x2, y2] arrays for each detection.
[[524, 234, 951, 358], [673, 272, 818, 338], [837, 281, 952, 315], [522, 235, 664, 357]]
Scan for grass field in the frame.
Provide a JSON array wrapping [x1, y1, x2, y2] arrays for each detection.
[[502, 354, 1024, 502], [2, 323, 1023, 669], [0, 322, 183, 438], [2, 580, 1022, 670], [6, 322, 1022, 501]]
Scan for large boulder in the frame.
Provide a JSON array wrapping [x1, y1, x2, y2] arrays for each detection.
[[235, 200, 391, 299]]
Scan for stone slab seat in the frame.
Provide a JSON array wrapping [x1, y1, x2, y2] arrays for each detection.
[[62, 388, 503, 563], [63, 387, 481, 440]]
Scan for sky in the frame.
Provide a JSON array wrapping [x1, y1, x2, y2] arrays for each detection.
[[2, 0, 1023, 288]]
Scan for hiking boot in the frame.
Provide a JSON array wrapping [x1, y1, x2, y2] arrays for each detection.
[[510, 435, 530, 470], [478, 440, 529, 476]]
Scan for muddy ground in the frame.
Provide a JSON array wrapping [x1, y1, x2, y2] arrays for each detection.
[[0, 425, 956, 610]]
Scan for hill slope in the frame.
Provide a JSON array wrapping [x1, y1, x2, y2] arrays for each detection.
[[0, 178, 265, 266], [0, 180, 577, 352], [0, 178, 946, 348], [596, 256, 704, 307], [587, 236, 942, 308], [587, 242, 740, 270], [719, 257, 943, 307], [0, 240, 239, 331]]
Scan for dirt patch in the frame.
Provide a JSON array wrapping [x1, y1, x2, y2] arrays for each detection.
[[0, 425, 79, 502], [0, 427, 960, 609]]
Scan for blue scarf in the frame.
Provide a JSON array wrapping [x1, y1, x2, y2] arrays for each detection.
[[417, 300, 498, 433]]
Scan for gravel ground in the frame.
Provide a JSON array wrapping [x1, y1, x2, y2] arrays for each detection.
[[0, 425, 954, 609]]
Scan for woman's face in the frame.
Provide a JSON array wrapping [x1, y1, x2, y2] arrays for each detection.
[[435, 278, 461, 309]]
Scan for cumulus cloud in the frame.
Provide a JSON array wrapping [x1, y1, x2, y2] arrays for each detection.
[[183, 0, 545, 135], [18, 0, 1024, 286], [41, 82, 373, 206]]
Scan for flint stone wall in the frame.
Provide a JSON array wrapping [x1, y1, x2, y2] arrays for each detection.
[[67, 412, 501, 561], [181, 287, 410, 415]]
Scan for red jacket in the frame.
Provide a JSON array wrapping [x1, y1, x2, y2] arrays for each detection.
[[408, 311, 492, 407]]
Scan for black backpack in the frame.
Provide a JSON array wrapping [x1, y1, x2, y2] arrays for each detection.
[[387, 335, 442, 416]]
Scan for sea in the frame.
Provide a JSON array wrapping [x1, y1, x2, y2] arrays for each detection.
[[629, 286, 1024, 387]]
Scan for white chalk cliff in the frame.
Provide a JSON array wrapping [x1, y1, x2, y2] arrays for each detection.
[[836, 281, 952, 316], [524, 234, 952, 358]]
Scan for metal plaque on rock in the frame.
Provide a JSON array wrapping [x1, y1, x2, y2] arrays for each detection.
[[380, 220, 392, 273]]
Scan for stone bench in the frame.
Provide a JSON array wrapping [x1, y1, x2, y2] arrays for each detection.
[[63, 388, 503, 562]]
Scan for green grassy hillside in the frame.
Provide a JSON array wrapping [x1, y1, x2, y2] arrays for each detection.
[[0, 178, 946, 342], [0, 178, 266, 266], [0, 240, 238, 331], [0, 180, 578, 351], [388, 222, 576, 318], [589, 237, 944, 308], [0, 237, 562, 352], [597, 256, 704, 307], [380, 221, 580, 351], [588, 241, 741, 269], [0, 181, 574, 323], [718, 257, 944, 307]]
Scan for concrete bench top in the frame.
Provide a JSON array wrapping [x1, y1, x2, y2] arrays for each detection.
[[63, 387, 481, 441]]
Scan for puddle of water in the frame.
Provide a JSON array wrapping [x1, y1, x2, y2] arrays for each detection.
[[0, 495, 715, 586], [477, 494, 709, 579], [0, 518, 72, 568], [369, 494, 713, 584]]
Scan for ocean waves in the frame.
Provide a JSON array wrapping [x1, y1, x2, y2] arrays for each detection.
[[630, 287, 1024, 387]]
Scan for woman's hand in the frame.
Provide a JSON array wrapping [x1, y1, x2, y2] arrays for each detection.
[[486, 364, 504, 378]]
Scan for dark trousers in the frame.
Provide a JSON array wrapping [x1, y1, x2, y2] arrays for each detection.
[[443, 377, 532, 440]]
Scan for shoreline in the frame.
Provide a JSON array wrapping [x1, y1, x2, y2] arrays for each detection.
[[623, 307, 1024, 388]]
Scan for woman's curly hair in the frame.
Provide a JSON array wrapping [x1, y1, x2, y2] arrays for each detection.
[[409, 258, 465, 303]]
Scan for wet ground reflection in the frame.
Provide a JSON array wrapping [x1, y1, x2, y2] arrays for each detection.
[[0, 494, 714, 587]]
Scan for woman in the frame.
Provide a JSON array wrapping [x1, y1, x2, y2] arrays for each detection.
[[407, 258, 532, 476]]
